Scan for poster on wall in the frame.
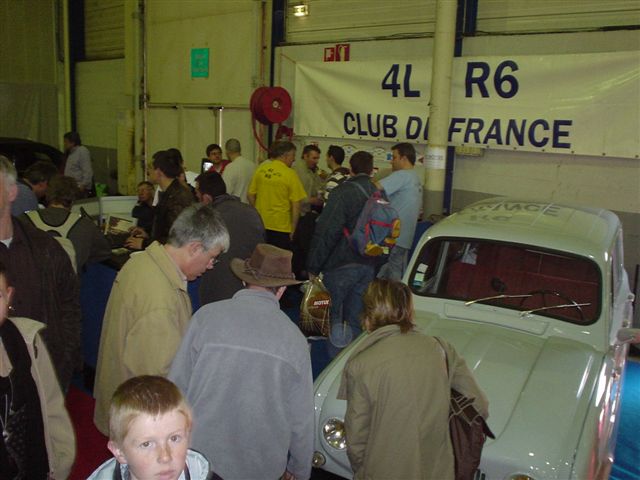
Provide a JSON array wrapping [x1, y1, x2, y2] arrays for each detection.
[[294, 51, 640, 159], [191, 48, 210, 78]]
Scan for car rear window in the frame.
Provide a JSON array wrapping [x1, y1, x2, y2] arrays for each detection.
[[409, 238, 602, 325]]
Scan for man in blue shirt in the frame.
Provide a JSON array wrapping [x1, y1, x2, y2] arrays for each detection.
[[11, 160, 58, 217], [377, 142, 423, 280]]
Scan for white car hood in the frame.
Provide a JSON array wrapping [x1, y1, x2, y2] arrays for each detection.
[[315, 311, 603, 478]]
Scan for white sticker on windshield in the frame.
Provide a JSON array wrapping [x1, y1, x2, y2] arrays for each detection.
[[417, 263, 428, 273], [412, 272, 425, 288]]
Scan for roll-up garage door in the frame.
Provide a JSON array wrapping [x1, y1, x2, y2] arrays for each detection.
[[84, 0, 124, 60]]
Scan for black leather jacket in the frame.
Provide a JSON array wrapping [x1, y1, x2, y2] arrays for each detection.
[[0, 218, 81, 390], [149, 179, 194, 245]]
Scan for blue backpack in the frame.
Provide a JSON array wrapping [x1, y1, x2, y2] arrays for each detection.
[[343, 182, 401, 257]]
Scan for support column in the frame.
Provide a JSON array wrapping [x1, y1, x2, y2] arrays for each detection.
[[121, 0, 144, 194], [269, 0, 285, 145], [62, 0, 72, 135], [424, 0, 457, 218]]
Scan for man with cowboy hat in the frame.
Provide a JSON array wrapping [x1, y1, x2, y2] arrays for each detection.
[[169, 243, 314, 480]]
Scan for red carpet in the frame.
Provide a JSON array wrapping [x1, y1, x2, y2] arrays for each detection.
[[65, 386, 111, 479]]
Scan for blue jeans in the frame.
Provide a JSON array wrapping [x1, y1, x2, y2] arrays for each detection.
[[377, 246, 409, 281], [323, 263, 375, 358]]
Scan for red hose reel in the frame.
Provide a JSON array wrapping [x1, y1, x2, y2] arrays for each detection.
[[250, 86, 293, 151]]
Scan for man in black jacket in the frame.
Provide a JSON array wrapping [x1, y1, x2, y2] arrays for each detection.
[[126, 150, 194, 249], [0, 156, 81, 391], [131, 180, 155, 234], [307, 151, 377, 357], [195, 171, 265, 305]]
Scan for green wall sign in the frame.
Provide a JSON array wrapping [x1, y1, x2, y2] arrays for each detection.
[[191, 48, 209, 78]]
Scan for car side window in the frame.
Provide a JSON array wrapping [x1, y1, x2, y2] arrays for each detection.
[[34, 151, 52, 162]]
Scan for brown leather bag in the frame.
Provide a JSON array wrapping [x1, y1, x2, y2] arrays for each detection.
[[435, 337, 495, 480]]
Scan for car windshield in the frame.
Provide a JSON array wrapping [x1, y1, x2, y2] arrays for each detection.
[[408, 238, 601, 325]]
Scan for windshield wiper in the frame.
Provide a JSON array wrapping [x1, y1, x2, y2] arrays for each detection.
[[465, 294, 532, 306], [520, 303, 591, 317]]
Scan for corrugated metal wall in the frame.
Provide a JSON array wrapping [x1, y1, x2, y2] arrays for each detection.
[[0, 0, 59, 145], [84, 0, 124, 59], [476, 0, 640, 33], [285, 0, 438, 44], [285, 0, 640, 44]]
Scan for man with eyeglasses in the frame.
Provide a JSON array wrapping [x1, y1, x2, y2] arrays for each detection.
[[93, 205, 230, 435]]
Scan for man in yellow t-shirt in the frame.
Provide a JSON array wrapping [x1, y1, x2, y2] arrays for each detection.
[[248, 141, 307, 250]]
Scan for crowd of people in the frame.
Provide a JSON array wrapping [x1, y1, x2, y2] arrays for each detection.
[[0, 134, 489, 480]]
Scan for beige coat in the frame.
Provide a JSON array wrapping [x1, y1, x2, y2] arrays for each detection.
[[338, 325, 489, 480], [0, 317, 76, 479], [93, 242, 192, 434]]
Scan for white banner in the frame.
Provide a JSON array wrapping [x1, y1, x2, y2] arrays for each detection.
[[293, 52, 640, 159]]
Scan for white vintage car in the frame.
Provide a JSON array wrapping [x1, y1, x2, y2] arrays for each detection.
[[312, 198, 638, 480]]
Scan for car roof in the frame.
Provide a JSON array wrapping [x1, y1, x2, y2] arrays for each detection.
[[428, 197, 620, 260], [0, 137, 48, 144], [0, 138, 64, 173], [0, 138, 62, 154]]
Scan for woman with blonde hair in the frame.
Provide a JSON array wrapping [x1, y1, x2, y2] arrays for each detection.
[[337, 279, 489, 479]]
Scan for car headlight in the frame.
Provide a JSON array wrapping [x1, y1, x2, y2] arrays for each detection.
[[323, 418, 346, 450], [508, 475, 536, 480]]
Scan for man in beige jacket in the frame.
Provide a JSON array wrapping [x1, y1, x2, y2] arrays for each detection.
[[93, 205, 229, 434]]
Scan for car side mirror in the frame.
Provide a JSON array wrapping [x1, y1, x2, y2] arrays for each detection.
[[617, 328, 640, 344]]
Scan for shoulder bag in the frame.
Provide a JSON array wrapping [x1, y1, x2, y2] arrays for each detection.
[[435, 337, 495, 480]]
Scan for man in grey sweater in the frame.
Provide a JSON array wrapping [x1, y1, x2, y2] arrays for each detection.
[[169, 244, 314, 480], [195, 171, 265, 305]]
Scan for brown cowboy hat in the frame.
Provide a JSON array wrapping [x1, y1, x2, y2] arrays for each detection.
[[230, 243, 302, 287]]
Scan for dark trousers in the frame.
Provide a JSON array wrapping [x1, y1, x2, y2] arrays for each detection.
[[292, 212, 317, 279], [323, 263, 375, 358], [265, 229, 292, 251]]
